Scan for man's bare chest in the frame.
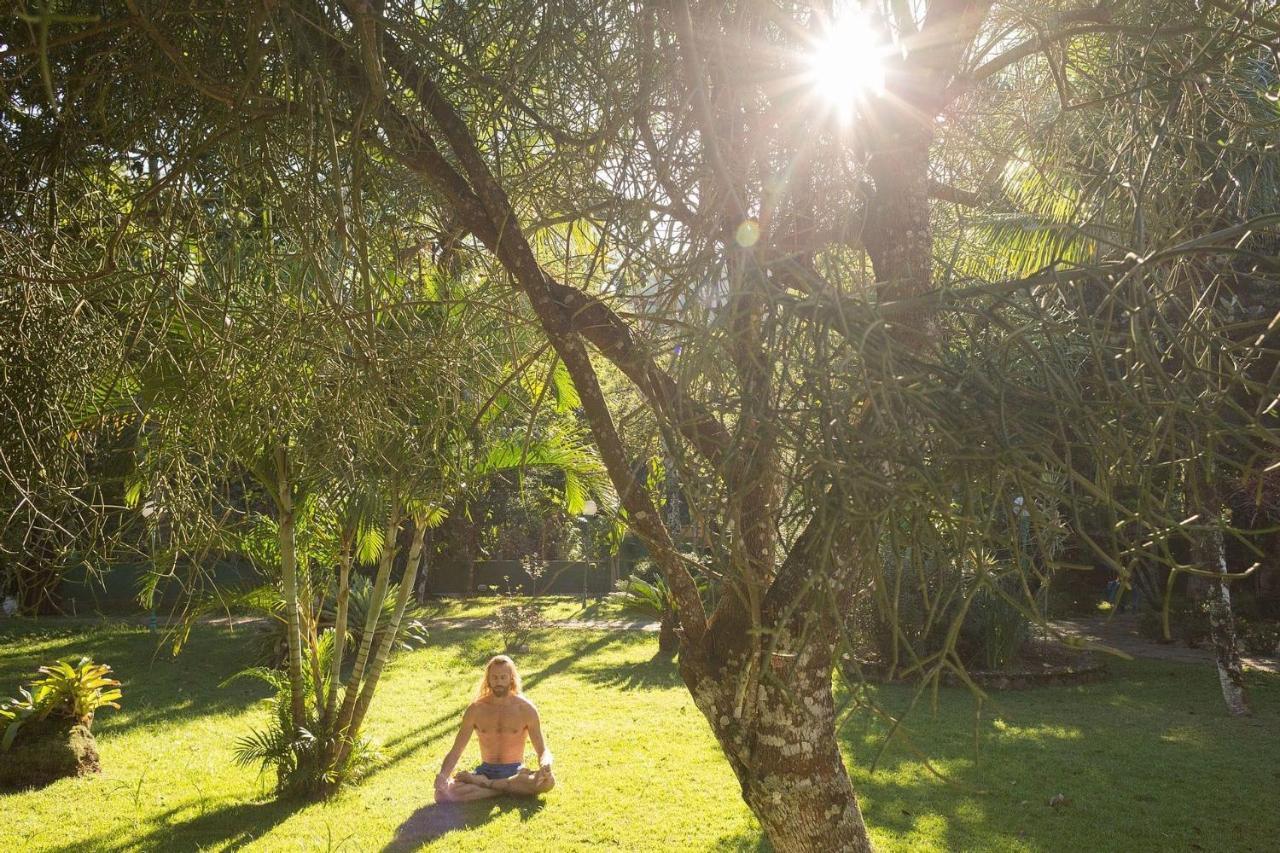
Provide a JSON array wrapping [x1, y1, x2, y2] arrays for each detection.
[[473, 703, 526, 736]]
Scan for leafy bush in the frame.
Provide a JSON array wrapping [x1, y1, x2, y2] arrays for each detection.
[[496, 602, 547, 652], [1, 657, 121, 751], [612, 571, 708, 657], [612, 575, 675, 619], [226, 631, 378, 799], [854, 551, 1041, 673], [1238, 619, 1280, 656], [959, 583, 1034, 671], [319, 576, 429, 656], [492, 565, 548, 653]]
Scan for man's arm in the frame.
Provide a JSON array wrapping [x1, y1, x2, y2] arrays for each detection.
[[436, 705, 475, 792], [527, 702, 552, 779]]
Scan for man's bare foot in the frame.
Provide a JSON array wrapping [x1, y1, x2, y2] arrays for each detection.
[[453, 770, 489, 787]]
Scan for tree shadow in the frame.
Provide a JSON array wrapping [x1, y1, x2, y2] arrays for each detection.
[[382, 796, 546, 852], [576, 653, 684, 691], [707, 829, 773, 852], [522, 631, 622, 690], [42, 797, 304, 852], [0, 621, 268, 737], [834, 660, 1280, 852]]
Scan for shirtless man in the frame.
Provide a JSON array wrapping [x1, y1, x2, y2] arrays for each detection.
[[434, 655, 555, 803]]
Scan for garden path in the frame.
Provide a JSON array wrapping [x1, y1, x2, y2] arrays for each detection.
[[1047, 614, 1279, 674]]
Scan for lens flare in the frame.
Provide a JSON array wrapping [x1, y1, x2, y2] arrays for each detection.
[[806, 12, 887, 123]]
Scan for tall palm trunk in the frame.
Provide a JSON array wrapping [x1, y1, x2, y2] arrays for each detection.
[[274, 444, 307, 730], [333, 500, 401, 741], [324, 533, 354, 725], [335, 521, 428, 768]]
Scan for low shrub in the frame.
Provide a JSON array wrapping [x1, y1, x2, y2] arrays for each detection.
[[852, 551, 1042, 674], [226, 633, 379, 799], [0, 657, 121, 789], [1238, 619, 1280, 656], [495, 603, 547, 653]]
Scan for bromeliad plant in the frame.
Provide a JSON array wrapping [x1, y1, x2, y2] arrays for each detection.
[[613, 569, 710, 659], [0, 657, 122, 750]]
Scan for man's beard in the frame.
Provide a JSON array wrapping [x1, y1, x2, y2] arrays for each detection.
[[490, 684, 509, 697]]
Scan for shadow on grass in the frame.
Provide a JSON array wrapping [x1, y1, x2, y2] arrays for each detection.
[[833, 661, 1280, 852], [43, 797, 304, 853], [577, 652, 684, 691], [383, 797, 545, 852], [708, 829, 773, 852], [0, 621, 268, 737]]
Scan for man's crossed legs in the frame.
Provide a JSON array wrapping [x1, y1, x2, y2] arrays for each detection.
[[436, 763, 555, 802]]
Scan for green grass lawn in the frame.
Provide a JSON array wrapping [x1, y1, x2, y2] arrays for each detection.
[[1, 615, 1276, 852], [419, 594, 636, 622]]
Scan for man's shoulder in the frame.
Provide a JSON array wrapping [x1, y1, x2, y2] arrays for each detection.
[[513, 694, 539, 714]]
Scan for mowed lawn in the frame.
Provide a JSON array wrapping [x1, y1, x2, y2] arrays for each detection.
[[0, 614, 1277, 852]]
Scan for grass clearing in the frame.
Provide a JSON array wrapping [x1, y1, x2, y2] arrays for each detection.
[[0, 615, 1276, 851], [420, 595, 636, 622]]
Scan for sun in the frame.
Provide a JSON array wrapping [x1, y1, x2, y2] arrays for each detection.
[[805, 11, 887, 122]]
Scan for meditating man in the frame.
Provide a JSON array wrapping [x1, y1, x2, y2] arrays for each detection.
[[434, 654, 555, 802]]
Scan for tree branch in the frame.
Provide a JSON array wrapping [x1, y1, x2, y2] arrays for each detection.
[[944, 21, 1201, 105]]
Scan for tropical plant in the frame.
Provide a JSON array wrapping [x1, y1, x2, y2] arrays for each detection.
[[1, 658, 122, 751], [226, 632, 377, 798], [320, 576, 430, 657], [612, 572, 709, 658]]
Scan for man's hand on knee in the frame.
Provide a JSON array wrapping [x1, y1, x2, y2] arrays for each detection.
[[534, 764, 555, 790]]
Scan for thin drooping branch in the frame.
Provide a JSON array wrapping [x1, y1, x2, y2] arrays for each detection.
[[374, 38, 733, 462], [943, 20, 1201, 104], [353, 28, 710, 642]]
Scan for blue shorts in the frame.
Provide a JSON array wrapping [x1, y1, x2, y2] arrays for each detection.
[[474, 762, 522, 780]]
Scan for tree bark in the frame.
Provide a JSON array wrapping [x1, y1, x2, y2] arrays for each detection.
[[1189, 476, 1251, 717], [681, 638, 873, 853], [658, 609, 679, 658], [274, 444, 307, 731], [1204, 524, 1251, 717]]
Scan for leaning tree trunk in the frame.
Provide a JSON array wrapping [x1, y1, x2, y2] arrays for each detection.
[[681, 639, 873, 853], [332, 501, 401, 741], [333, 520, 427, 771], [324, 534, 354, 726]]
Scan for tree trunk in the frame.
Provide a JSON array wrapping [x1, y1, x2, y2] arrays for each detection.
[[1189, 476, 1251, 717], [739, 738, 871, 853], [681, 640, 874, 852], [333, 501, 401, 741], [325, 535, 354, 725], [334, 520, 427, 770], [658, 609, 679, 658], [274, 444, 307, 730], [1205, 524, 1251, 717]]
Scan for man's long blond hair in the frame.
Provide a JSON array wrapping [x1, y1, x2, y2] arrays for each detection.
[[476, 655, 522, 701]]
